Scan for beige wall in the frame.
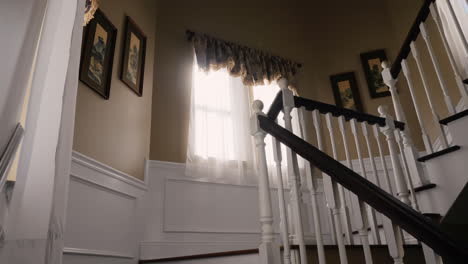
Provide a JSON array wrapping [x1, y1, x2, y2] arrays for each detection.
[[73, 0, 157, 179], [150, 0, 424, 162]]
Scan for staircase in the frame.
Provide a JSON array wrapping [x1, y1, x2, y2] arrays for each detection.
[[139, 0, 468, 263]]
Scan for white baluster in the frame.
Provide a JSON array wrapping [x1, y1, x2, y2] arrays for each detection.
[[325, 114, 348, 264], [410, 41, 450, 149], [372, 125, 393, 196], [250, 100, 281, 264], [272, 135, 291, 264], [298, 107, 326, 264], [401, 59, 433, 154], [394, 131, 420, 212], [312, 110, 338, 246], [279, 79, 308, 264], [377, 105, 407, 264], [361, 122, 383, 245], [420, 21, 456, 115], [350, 119, 380, 245], [445, 0, 468, 58], [381, 61, 430, 187], [430, 3, 468, 109], [340, 117, 372, 263], [337, 117, 357, 246], [378, 106, 411, 206]]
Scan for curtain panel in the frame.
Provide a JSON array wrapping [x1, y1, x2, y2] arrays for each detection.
[[191, 32, 300, 89]]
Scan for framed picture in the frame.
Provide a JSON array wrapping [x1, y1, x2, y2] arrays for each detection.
[[79, 9, 117, 99], [120, 16, 147, 96], [330, 72, 363, 112], [360, 49, 390, 98]]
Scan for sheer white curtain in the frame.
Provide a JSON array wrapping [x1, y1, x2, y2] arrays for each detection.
[[437, 0, 468, 77], [186, 62, 256, 185], [186, 59, 302, 185]]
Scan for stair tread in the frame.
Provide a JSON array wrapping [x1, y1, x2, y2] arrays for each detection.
[[139, 249, 259, 263], [440, 109, 468, 125], [417, 146, 461, 162], [464, 78, 468, 84], [413, 183, 437, 193]]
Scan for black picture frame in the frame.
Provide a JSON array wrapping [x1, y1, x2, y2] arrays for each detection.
[[120, 16, 147, 97], [79, 8, 117, 100], [330, 72, 364, 113], [360, 49, 390, 98]]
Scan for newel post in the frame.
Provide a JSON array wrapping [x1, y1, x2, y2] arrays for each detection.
[[381, 62, 430, 187], [250, 100, 281, 264], [378, 105, 411, 206]]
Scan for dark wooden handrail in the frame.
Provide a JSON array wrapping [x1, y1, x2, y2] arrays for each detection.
[[266, 91, 405, 130], [390, 0, 435, 79], [294, 96, 405, 130], [258, 115, 468, 263]]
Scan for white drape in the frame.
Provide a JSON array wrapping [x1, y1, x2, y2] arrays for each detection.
[[437, 0, 468, 77], [186, 59, 302, 185]]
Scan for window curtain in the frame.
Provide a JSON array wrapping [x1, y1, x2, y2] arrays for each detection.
[[191, 32, 299, 89], [186, 33, 301, 185], [436, 0, 468, 77]]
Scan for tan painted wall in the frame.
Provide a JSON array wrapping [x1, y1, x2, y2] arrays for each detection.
[[73, 0, 157, 179], [149, 0, 419, 162]]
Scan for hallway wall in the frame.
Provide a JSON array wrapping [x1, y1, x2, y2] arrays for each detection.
[[73, 0, 157, 180]]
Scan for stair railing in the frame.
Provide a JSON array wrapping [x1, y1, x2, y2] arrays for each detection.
[[381, 0, 468, 186], [251, 81, 468, 263], [0, 123, 24, 191]]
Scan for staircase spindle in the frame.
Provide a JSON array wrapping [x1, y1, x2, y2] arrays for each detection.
[[420, 21, 456, 115], [325, 114, 349, 264], [251, 100, 281, 264], [378, 105, 408, 264], [272, 135, 291, 264], [445, 0, 468, 57], [312, 110, 338, 246], [401, 59, 434, 154], [338, 117, 374, 264], [361, 122, 383, 245], [410, 41, 450, 150], [372, 125, 393, 195], [394, 131, 420, 212], [298, 107, 326, 264], [350, 119, 380, 245], [429, 3, 468, 109], [279, 79, 308, 264]]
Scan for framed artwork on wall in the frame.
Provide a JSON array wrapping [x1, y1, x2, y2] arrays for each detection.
[[360, 49, 390, 98], [120, 16, 147, 97], [330, 72, 363, 112], [79, 9, 117, 100]]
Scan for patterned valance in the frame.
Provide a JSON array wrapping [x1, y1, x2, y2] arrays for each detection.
[[189, 31, 300, 88]]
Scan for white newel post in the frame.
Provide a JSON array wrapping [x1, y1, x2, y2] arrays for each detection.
[[251, 100, 281, 264], [298, 107, 326, 264], [279, 79, 308, 264], [420, 21, 456, 115], [430, 3, 468, 109], [378, 105, 407, 264], [381, 61, 430, 187], [378, 106, 411, 206]]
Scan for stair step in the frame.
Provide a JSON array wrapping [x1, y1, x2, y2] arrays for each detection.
[[413, 183, 437, 193], [296, 244, 424, 264], [464, 79, 468, 85], [139, 249, 259, 263], [440, 109, 468, 125], [418, 146, 461, 162]]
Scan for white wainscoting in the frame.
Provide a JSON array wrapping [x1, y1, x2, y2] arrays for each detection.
[[140, 160, 338, 260], [63, 151, 148, 264]]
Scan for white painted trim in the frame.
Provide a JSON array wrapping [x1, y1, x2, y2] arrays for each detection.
[[72, 151, 147, 191], [140, 240, 259, 247], [63, 247, 134, 259], [147, 159, 185, 170]]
